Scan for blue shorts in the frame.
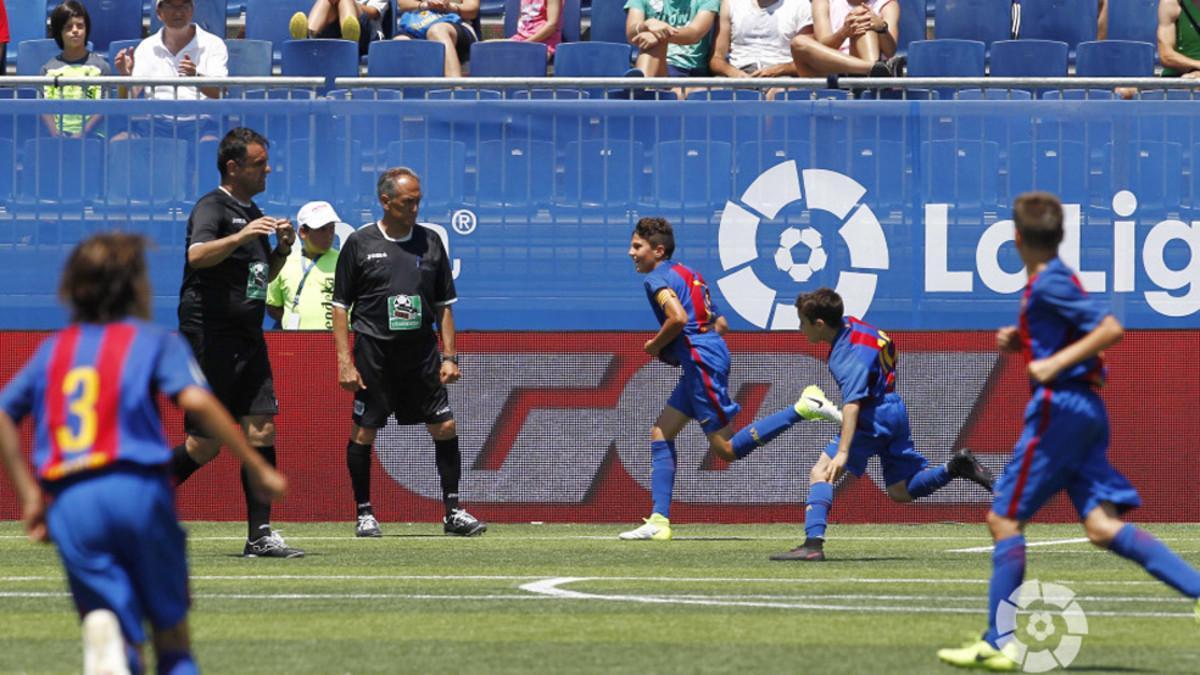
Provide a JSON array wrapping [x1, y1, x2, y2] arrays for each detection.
[[666, 338, 740, 434], [47, 464, 190, 645], [822, 392, 929, 486], [992, 385, 1140, 521], [667, 64, 707, 77]]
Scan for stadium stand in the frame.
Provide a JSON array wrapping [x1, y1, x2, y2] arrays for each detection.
[[1018, 0, 1099, 52], [245, 0, 311, 62], [933, 0, 1010, 48], [468, 40, 548, 77], [280, 38, 360, 93], [16, 38, 64, 76], [88, 0, 144, 56], [1106, 0, 1157, 44], [6, 0, 49, 67], [896, 0, 928, 55], [1075, 39, 1156, 77], [587, 0, 626, 43]]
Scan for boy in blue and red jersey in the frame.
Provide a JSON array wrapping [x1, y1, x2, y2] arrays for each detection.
[[765, 287, 995, 561], [0, 233, 288, 675], [939, 193, 1200, 671], [618, 217, 843, 541]]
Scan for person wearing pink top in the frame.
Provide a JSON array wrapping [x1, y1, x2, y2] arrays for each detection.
[[807, 0, 898, 73], [0, 0, 9, 75], [511, 0, 562, 56]]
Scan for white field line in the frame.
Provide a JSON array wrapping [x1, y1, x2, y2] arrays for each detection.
[[3, 533, 1200, 542], [947, 537, 1092, 553], [0, 574, 1170, 585], [516, 577, 1195, 619]]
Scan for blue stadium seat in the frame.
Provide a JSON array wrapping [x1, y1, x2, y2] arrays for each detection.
[[246, 0, 312, 62], [1019, 0, 1098, 51], [238, 88, 317, 140], [326, 88, 403, 162], [907, 39, 986, 76], [907, 39, 985, 98], [589, 0, 627, 43], [897, 0, 928, 54], [988, 39, 1068, 76], [1106, 0, 1157, 43], [367, 40, 444, 98], [469, 42, 549, 78], [384, 139, 468, 211], [922, 139, 1000, 207], [88, 0, 145, 56], [6, 0, 50, 67], [651, 140, 732, 208], [511, 88, 587, 99], [479, 0, 505, 16], [0, 89, 40, 154], [105, 137, 190, 209], [1040, 89, 1116, 100], [734, 140, 812, 195], [477, 140, 556, 206], [685, 89, 762, 101], [151, 0, 228, 36], [554, 41, 632, 76], [280, 39, 360, 94], [1110, 140, 1183, 211], [226, 39, 274, 75], [107, 39, 143, 71], [934, 0, 1010, 47], [19, 137, 105, 204], [280, 137, 365, 208], [1009, 140, 1090, 200], [426, 88, 504, 100], [561, 140, 644, 207], [0, 140, 15, 206], [17, 39, 67, 76], [504, 0, 581, 42], [954, 88, 1034, 100], [1075, 40, 1155, 77], [849, 140, 907, 208]]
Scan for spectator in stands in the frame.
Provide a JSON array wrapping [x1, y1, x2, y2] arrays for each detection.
[[1159, 0, 1200, 77], [710, 0, 813, 79], [1097, 0, 1107, 39], [288, 0, 390, 56], [41, 1, 111, 138], [113, 0, 227, 141], [393, 0, 481, 78], [507, 0, 562, 57], [806, 0, 899, 73], [625, 0, 720, 77], [267, 201, 342, 331], [0, 0, 9, 76], [710, 0, 894, 84]]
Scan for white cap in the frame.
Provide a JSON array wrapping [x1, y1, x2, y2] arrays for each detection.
[[296, 201, 343, 230]]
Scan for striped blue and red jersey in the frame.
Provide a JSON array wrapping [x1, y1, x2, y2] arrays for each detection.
[[643, 260, 726, 366], [1019, 257, 1109, 389], [0, 320, 207, 482], [827, 316, 898, 406]]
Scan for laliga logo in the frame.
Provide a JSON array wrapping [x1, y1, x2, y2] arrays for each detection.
[[996, 580, 1089, 673], [716, 162, 889, 329]]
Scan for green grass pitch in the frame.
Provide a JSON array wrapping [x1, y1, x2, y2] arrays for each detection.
[[1, 522, 1197, 673]]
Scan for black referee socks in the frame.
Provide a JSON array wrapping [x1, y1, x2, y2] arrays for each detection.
[[434, 437, 462, 515]]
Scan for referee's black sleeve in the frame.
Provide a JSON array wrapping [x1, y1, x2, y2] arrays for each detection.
[[332, 231, 357, 309]]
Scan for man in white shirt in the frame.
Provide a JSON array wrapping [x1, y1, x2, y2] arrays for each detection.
[[114, 0, 228, 140]]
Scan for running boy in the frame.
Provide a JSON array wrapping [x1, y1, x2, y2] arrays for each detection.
[[0, 233, 287, 674], [938, 193, 1200, 671], [768, 287, 994, 561], [618, 217, 841, 541]]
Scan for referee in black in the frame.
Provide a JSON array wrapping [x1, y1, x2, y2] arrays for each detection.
[[170, 127, 304, 558], [332, 167, 486, 538]]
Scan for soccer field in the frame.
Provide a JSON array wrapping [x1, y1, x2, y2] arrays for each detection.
[[1, 522, 1197, 674]]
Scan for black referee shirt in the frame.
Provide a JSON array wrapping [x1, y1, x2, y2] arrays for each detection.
[[178, 188, 272, 339], [333, 222, 457, 342]]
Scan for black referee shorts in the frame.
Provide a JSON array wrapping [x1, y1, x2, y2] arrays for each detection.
[[352, 333, 453, 428], [182, 330, 279, 437]]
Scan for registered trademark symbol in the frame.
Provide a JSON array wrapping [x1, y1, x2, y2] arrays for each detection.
[[452, 209, 477, 235]]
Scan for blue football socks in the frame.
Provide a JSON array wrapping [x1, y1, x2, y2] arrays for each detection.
[[983, 535, 1026, 648], [905, 464, 952, 500], [1109, 524, 1200, 597], [156, 649, 198, 675], [650, 440, 677, 518], [730, 407, 802, 459], [804, 481, 834, 540]]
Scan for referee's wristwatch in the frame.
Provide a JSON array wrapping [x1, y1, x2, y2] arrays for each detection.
[[442, 354, 459, 365]]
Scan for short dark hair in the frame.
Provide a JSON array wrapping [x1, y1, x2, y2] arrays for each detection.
[[217, 127, 269, 180], [377, 167, 420, 200], [1013, 192, 1064, 251], [795, 287, 843, 327], [59, 232, 151, 323], [49, 1, 91, 49], [633, 217, 675, 259]]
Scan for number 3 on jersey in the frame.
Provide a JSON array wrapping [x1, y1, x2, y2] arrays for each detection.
[[57, 366, 99, 452]]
